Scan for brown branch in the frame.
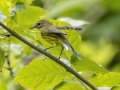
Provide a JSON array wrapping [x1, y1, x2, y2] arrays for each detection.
[[0, 22, 98, 90]]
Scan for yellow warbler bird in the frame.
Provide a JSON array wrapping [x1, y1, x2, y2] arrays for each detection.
[[30, 19, 83, 60]]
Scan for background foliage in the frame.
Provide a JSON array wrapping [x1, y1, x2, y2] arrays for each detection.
[[0, 0, 120, 90]]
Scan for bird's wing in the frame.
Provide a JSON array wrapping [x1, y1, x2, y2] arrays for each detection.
[[45, 26, 67, 35]]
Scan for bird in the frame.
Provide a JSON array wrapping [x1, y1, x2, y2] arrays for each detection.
[[30, 19, 83, 60]]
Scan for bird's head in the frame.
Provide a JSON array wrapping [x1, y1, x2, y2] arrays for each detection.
[[30, 19, 52, 29]]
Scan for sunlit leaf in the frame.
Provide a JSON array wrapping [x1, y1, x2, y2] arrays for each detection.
[[66, 30, 81, 59], [0, 0, 12, 16], [71, 55, 108, 74], [17, 6, 47, 30], [0, 30, 4, 34], [89, 72, 120, 87], [0, 74, 7, 90], [0, 29, 5, 38], [6, 11, 18, 29], [14, 58, 71, 90], [0, 47, 5, 72], [53, 81, 86, 90]]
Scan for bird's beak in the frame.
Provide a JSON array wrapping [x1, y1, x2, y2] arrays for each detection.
[[30, 25, 36, 29]]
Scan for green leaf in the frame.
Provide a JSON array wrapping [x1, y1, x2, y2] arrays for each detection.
[[14, 58, 71, 90], [6, 11, 18, 29], [0, 74, 7, 90], [111, 86, 120, 90], [0, 30, 5, 35], [0, 30, 6, 40], [17, 6, 47, 30], [53, 81, 86, 90], [66, 30, 81, 60], [0, 0, 12, 16], [89, 72, 120, 87], [14, 2, 26, 11], [71, 55, 108, 74], [0, 47, 5, 72]]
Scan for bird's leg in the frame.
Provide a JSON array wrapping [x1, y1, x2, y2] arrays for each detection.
[[58, 46, 64, 59], [45, 46, 54, 51]]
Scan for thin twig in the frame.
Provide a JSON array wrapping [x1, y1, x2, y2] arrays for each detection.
[[4, 32, 14, 78], [5, 55, 14, 78], [0, 22, 98, 90]]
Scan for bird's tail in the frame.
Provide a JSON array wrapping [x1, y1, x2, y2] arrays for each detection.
[[56, 26, 83, 31], [62, 40, 82, 60]]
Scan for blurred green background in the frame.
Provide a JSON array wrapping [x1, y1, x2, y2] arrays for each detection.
[[32, 0, 120, 71]]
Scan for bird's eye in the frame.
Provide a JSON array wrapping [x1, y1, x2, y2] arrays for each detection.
[[37, 22, 41, 26], [36, 22, 41, 28]]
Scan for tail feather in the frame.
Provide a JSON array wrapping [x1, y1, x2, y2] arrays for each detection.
[[56, 26, 83, 30], [62, 40, 82, 60]]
